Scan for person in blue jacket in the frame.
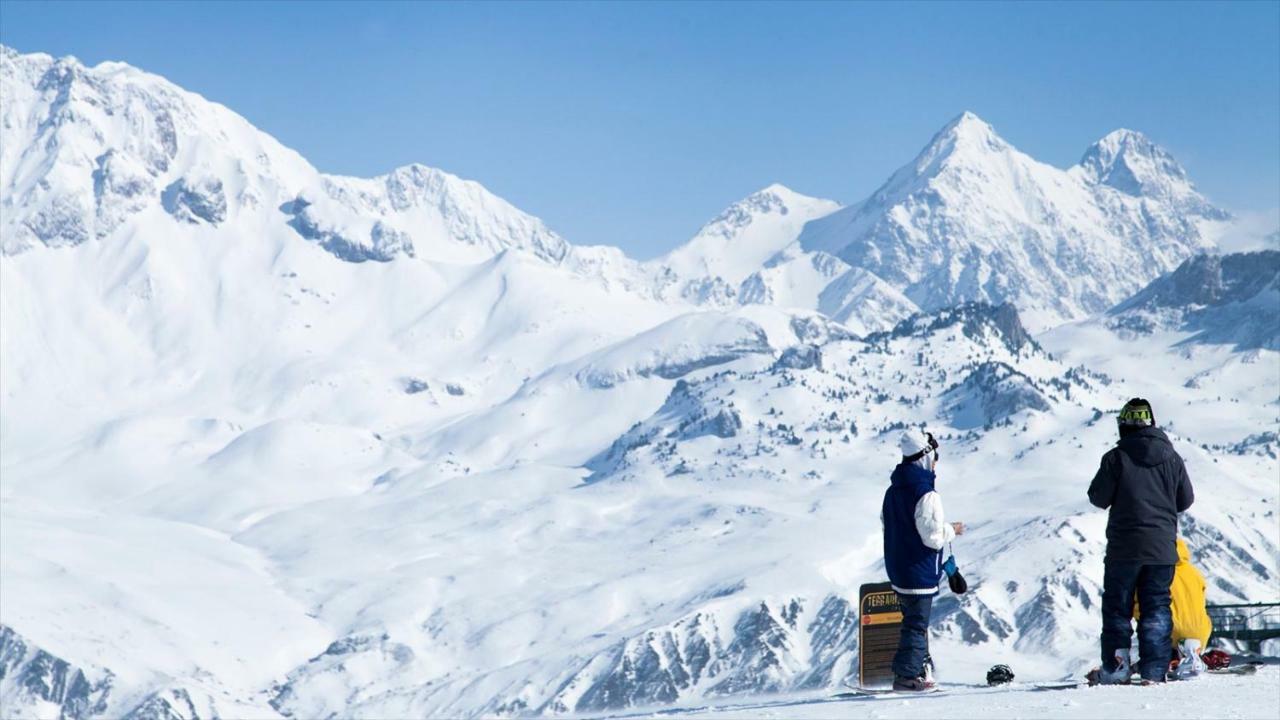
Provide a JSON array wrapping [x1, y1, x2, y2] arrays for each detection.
[[882, 428, 966, 691]]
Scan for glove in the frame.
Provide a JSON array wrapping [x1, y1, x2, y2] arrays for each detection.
[[942, 554, 967, 594], [943, 555, 958, 577]]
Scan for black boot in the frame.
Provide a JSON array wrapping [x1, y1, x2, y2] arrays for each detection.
[[892, 674, 937, 692]]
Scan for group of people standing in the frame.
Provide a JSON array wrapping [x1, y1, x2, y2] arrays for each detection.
[[880, 398, 1212, 691]]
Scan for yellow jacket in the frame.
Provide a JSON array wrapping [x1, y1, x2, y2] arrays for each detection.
[[1135, 538, 1213, 646]]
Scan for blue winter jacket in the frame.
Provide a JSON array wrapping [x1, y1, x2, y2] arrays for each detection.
[[882, 462, 944, 594]]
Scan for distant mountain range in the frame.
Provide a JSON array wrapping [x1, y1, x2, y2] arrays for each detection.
[[1, 45, 1247, 333]]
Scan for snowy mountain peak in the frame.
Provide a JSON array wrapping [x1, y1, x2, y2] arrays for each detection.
[[912, 111, 1012, 169], [319, 162, 571, 263], [855, 111, 1022, 207], [700, 183, 833, 238], [0, 46, 570, 264], [752, 180, 793, 197], [1077, 129, 1226, 219], [1080, 128, 1181, 190], [796, 111, 1227, 329], [657, 185, 839, 287], [939, 110, 1003, 143]]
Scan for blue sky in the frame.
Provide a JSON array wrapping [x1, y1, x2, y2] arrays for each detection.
[[3, 1, 1278, 258]]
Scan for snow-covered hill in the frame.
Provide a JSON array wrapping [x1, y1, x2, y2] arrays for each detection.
[[1, 45, 1276, 720]]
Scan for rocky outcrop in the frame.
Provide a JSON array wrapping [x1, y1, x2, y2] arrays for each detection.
[[547, 595, 857, 713], [772, 344, 822, 372], [942, 361, 1051, 429], [1109, 251, 1280, 350], [0, 625, 112, 720], [283, 195, 415, 262], [867, 302, 1038, 355], [163, 177, 227, 225]]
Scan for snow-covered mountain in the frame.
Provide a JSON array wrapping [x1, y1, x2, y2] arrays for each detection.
[[650, 185, 921, 335], [796, 112, 1228, 330], [0, 45, 568, 264], [2, 46, 1276, 720], [1075, 127, 1226, 219], [646, 112, 1231, 335], [1108, 250, 1280, 351], [660, 184, 841, 289]]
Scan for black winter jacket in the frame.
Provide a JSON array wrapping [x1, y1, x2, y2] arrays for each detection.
[[1087, 426, 1194, 564]]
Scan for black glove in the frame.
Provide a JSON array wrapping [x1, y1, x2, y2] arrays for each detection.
[[943, 551, 968, 594]]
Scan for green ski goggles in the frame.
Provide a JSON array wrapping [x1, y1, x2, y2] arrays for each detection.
[[1118, 405, 1153, 425]]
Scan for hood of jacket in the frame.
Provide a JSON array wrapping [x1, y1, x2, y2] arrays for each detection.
[[1116, 426, 1178, 467], [891, 461, 936, 490]]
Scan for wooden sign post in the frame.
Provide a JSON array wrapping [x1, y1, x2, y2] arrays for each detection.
[[858, 581, 903, 689]]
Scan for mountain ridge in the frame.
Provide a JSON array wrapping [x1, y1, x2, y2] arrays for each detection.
[[794, 110, 1226, 329], [1, 45, 1240, 335], [0, 45, 573, 267]]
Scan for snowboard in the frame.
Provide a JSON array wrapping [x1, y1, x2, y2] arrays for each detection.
[[832, 686, 945, 699], [1032, 681, 1082, 691], [1208, 663, 1260, 676], [1041, 661, 1262, 691]]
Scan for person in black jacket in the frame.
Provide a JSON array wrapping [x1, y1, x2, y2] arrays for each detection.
[[1087, 398, 1194, 684]]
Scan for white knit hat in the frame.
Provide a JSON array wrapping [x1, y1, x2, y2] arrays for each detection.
[[899, 428, 932, 458]]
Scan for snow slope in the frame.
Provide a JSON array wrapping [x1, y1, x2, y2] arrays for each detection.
[[606, 668, 1280, 720], [1, 45, 1277, 720]]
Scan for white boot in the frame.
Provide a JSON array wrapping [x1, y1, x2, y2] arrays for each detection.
[[1099, 648, 1133, 684], [1174, 639, 1206, 679]]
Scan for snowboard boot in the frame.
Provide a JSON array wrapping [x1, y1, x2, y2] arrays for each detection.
[[892, 674, 937, 692], [1173, 639, 1206, 680], [1092, 648, 1133, 685]]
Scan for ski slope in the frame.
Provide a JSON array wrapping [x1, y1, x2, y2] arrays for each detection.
[[595, 667, 1280, 720]]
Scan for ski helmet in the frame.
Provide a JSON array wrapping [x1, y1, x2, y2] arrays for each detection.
[[986, 664, 1015, 685], [1117, 398, 1155, 427]]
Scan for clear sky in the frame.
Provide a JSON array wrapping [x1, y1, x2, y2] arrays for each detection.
[[3, 1, 1278, 258]]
